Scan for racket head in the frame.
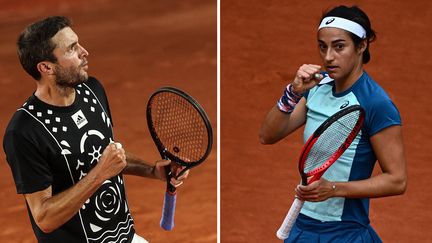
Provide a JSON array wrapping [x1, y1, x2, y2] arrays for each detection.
[[299, 105, 365, 185], [146, 87, 213, 168]]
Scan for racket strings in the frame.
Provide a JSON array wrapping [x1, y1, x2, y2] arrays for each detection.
[[303, 110, 360, 173], [150, 92, 209, 163]]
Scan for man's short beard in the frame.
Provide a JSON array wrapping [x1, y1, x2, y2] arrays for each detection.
[[54, 64, 88, 88]]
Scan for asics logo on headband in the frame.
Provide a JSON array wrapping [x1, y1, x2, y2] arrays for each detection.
[[319, 16, 366, 39], [325, 18, 335, 25]]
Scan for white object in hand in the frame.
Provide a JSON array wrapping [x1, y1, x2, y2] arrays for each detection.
[[114, 142, 122, 149]]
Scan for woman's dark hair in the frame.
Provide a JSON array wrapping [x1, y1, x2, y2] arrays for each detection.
[[321, 5, 376, 64], [17, 16, 72, 80]]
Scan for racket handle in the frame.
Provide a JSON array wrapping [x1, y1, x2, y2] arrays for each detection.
[[276, 197, 305, 240], [160, 191, 177, 231]]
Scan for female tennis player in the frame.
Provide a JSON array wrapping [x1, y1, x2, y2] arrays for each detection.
[[259, 5, 407, 242]]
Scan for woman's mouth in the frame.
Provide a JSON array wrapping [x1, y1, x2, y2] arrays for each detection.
[[326, 65, 338, 72]]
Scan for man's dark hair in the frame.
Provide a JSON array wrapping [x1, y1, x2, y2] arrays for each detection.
[[321, 6, 376, 64], [17, 16, 72, 80]]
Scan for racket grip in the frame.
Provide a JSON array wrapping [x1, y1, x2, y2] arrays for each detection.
[[276, 197, 305, 240], [160, 191, 177, 231]]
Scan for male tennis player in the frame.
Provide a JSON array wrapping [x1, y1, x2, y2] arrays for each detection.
[[3, 16, 187, 243]]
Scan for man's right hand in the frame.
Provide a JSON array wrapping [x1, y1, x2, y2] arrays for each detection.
[[94, 142, 127, 181], [24, 142, 127, 233]]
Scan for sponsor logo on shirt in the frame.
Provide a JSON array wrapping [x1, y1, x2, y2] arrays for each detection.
[[71, 110, 88, 129], [340, 101, 350, 109]]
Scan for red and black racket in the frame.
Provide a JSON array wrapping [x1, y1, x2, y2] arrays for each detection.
[[146, 87, 213, 231], [276, 105, 365, 240]]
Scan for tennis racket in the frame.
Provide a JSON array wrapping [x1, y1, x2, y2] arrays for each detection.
[[276, 105, 365, 240], [146, 87, 213, 231]]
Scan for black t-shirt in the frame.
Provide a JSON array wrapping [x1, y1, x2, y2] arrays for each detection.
[[3, 77, 135, 243]]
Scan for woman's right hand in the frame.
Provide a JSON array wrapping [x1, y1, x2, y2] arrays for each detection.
[[291, 64, 323, 94]]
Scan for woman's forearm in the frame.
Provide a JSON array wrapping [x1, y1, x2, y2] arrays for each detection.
[[333, 172, 407, 198]]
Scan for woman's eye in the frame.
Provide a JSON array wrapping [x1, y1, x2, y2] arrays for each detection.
[[335, 44, 344, 49]]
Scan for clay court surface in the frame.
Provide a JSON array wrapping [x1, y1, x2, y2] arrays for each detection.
[[0, 1, 216, 242], [221, 0, 432, 242]]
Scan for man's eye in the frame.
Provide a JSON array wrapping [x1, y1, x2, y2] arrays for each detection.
[[69, 45, 77, 52]]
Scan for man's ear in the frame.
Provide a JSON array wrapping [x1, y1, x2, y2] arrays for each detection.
[[37, 62, 55, 76]]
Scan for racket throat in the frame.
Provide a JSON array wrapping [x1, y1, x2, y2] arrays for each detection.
[[301, 174, 308, 186], [302, 171, 325, 185], [165, 165, 177, 194]]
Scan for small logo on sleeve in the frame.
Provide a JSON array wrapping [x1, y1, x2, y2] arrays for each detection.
[[71, 110, 88, 129]]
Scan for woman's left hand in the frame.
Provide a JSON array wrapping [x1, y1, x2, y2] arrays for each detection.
[[295, 178, 336, 202]]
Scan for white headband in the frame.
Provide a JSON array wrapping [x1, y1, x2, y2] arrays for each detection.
[[318, 16, 366, 39]]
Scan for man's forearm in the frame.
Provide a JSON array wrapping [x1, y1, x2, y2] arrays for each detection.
[[123, 152, 157, 179], [26, 168, 104, 233]]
